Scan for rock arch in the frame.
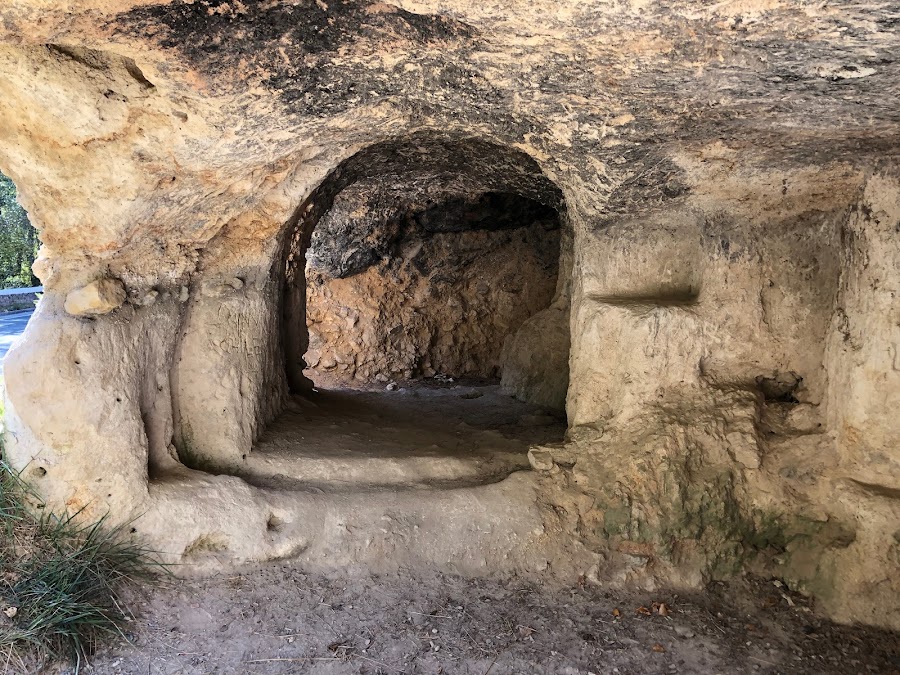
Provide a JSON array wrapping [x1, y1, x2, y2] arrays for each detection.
[[166, 133, 571, 473], [280, 134, 568, 394]]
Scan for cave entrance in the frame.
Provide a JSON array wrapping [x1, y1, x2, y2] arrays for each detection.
[[243, 136, 570, 490]]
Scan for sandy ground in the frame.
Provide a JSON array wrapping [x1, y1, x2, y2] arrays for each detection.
[[79, 568, 899, 675], [237, 381, 564, 490]]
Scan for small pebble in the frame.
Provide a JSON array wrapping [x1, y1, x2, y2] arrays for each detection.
[[674, 625, 695, 638]]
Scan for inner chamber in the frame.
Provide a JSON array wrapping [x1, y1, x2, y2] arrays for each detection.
[[304, 188, 560, 386], [230, 136, 568, 490]]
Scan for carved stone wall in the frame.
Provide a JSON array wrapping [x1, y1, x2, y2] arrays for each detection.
[[0, 0, 897, 631]]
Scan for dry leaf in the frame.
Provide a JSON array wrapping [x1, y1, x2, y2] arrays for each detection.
[[652, 643, 666, 652], [3, 607, 17, 618], [657, 602, 670, 616], [636, 606, 652, 616], [612, 608, 621, 617]]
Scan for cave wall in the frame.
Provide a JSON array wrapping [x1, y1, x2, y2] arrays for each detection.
[[499, 305, 570, 411], [559, 159, 900, 628], [303, 186, 561, 384], [825, 174, 900, 488], [500, 213, 575, 411], [0, 0, 898, 632]]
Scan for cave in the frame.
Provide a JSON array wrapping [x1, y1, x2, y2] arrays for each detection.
[[0, 1, 898, 634], [178, 136, 571, 489], [283, 137, 569, 401], [300, 189, 561, 389]]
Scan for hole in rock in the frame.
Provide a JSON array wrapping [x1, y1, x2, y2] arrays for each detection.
[[228, 137, 570, 491], [756, 372, 802, 404]]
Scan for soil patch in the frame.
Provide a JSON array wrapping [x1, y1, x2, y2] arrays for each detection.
[[237, 382, 564, 490], [86, 569, 899, 674]]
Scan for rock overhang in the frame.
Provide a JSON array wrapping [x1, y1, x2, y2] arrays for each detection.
[[0, 0, 897, 632]]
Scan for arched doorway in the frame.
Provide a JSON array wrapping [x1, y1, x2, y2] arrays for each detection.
[[179, 134, 572, 490]]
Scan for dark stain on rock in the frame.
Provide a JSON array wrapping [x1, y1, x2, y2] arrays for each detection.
[[122, 0, 472, 55], [309, 190, 559, 279], [415, 193, 559, 235], [115, 0, 478, 114]]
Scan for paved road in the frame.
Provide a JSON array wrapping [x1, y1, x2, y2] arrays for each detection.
[[0, 308, 34, 361]]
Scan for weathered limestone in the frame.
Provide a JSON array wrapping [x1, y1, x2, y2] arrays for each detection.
[[64, 278, 127, 316], [0, 0, 898, 632], [500, 305, 570, 411], [304, 186, 560, 384], [818, 175, 900, 626]]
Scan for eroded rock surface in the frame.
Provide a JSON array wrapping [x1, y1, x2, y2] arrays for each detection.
[[304, 186, 560, 383], [0, 0, 898, 632], [64, 277, 126, 316]]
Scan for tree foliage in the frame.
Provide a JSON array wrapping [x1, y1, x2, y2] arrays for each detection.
[[0, 172, 39, 290]]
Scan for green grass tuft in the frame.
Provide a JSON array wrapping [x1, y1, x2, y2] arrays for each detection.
[[0, 460, 162, 672]]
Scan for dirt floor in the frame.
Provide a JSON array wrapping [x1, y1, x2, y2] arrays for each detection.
[[80, 568, 899, 675], [236, 380, 565, 490]]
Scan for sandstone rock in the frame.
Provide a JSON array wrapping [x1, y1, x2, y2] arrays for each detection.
[[303, 185, 560, 384], [501, 306, 570, 411], [63, 278, 126, 316], [726, 432, 761, 470], [785, 404, 824, 434], [201, 279, 244, 298], [0, 0, 898, 633], [527, 448, 557, 473], [130, 289, 159, 307]]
